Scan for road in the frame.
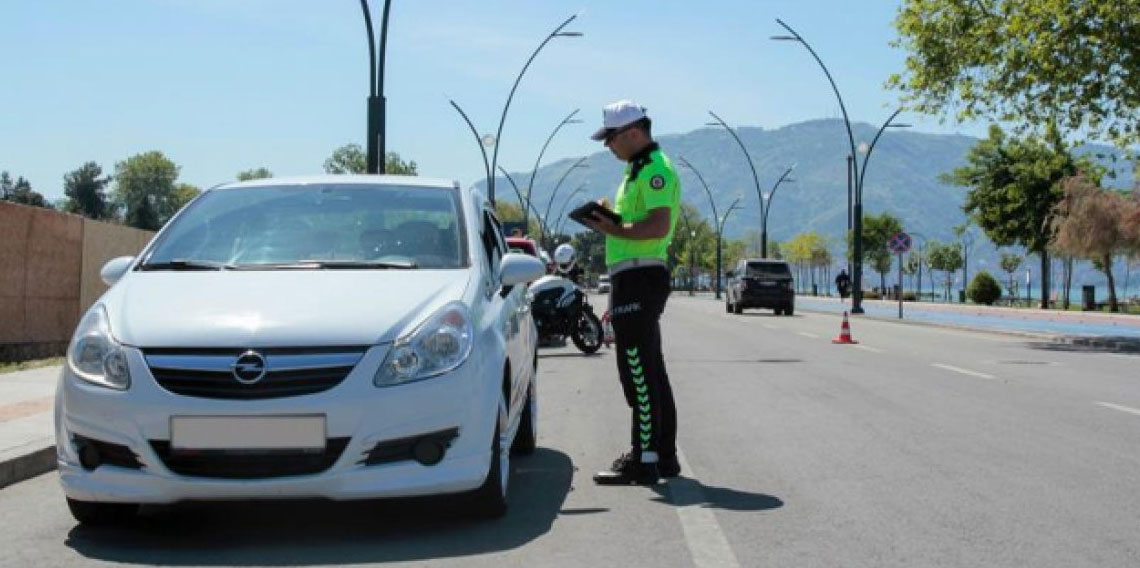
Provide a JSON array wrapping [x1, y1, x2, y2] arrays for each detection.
[[1, 295, 1138, 567]]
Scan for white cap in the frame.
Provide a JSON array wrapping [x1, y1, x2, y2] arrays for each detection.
[[590, 100, 647, 141]]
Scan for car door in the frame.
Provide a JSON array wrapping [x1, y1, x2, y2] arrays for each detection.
[[479, 210, 527, 421]]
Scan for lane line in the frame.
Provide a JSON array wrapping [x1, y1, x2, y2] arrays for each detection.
[[853, 345, 884, 353], [931, 363, 996, 380], [796, 332, 820, 339], [1095, 402, 1140, 417], [669, 447, 741, 568]]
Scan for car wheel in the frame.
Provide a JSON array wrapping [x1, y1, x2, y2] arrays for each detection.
[[733, 300, 743, 315], [725, 299, 732, 313], [511, 381, 537, 455], [785, 306, 794, 316], [66, 498, 138, 526], [468, 392, 509, 518], [774, 307, 784, 316]]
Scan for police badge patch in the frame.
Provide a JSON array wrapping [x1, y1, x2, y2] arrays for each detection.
[[650, 174, 665, 190]]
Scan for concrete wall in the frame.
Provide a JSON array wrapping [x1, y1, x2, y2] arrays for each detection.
[[0, 202, 154, 362]]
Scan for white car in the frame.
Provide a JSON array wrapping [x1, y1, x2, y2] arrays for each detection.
[[55, 175, 546, 524], [597, 275, 611, 294]]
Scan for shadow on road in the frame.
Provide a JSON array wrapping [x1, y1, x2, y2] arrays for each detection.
[[64, 448, 574, 566], [650, 477, 784, 512], [1025, 336, 1140, 355]]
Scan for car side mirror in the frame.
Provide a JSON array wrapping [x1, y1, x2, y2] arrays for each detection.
[[500, 253, 546, 287], [100, 256, 136, 286]]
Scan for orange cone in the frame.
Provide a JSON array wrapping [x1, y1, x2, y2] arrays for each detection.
[[832, 311, 859, 344]]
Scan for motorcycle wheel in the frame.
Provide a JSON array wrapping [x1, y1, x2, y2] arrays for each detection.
[[571, 311, 604, 354]]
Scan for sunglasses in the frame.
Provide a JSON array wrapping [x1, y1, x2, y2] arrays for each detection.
[[604, 123, 637, 144]]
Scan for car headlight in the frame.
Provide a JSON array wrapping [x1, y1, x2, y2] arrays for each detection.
[[374, 302, 474, 387], [67, 305, 131, 390]]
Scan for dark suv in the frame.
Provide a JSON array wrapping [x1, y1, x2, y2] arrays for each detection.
[[726, 259, 795, 315]]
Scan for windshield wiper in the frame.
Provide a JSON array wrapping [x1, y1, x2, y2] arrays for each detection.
[[138, 259, 231, 271], [295, 259, 418, 269]]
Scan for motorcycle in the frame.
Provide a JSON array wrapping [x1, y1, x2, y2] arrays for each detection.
[[528, 274, 604, 354]]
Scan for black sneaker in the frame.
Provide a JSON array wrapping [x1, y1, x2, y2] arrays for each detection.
[[658, 454, 681, 478], [593, 452, 660, 486]]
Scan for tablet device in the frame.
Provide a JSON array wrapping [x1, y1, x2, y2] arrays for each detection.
[[569, 201, 622, 228]]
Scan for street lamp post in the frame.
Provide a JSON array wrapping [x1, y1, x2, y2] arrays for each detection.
[[678, 156, 746, 299], [447, 14, 581, 205], [705, 112, 794, 258], [717, 198, 744, 297], [522, 109, 581, 232], [541, 157, 588, 249], [772, 19, 909, 314], [359, 0, 393, 174], [497, 166, 547, 230]]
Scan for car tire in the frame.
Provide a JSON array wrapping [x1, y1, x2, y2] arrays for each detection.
[[66, 498, 138, 526], [733, 301, 743, 315], [785, 306, 795, 316], [774, 307, 784, 316], [511, 382, 537, 455], [468, 394, 509, 519], [571, 311, 603, 354], [725, 299, 732, 313]]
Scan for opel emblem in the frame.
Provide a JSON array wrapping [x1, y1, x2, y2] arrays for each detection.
[[231, 350, 267, 384]]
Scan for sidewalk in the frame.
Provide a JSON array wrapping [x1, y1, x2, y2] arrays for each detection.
[[794, 295, 1140, 341], [0, 365, 58, 490]]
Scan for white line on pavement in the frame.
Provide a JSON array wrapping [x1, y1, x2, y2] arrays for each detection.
[[932, 363, 996, 380], [854, 345, 884, 353], [1095, 402, 1140, 417], [796, 332, 820, 339], [670, 447, 741, 568]]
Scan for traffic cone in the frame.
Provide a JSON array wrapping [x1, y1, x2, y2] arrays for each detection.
[[832, 311, 859, 344]]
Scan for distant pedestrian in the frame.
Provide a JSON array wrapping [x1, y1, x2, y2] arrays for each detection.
[[836, 268, 851, 300]]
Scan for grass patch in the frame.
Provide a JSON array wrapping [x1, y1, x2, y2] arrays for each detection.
[[0, 356, 65, 375]]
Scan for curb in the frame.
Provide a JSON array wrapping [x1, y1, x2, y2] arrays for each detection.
[[0, 445, 56, 491]]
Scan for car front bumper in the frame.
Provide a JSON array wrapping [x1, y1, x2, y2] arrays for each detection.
[[55, 345, 498, 504]]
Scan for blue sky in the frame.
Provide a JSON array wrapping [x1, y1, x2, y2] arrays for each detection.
[[1, 0, 990, 201]]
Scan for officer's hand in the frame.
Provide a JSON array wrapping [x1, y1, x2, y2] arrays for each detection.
[[584, 212, 618, 235]]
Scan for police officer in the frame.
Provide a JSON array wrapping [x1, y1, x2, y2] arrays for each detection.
[[582, 100, 681, 485]]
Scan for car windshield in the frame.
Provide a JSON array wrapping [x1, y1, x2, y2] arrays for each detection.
[[746, 263, 791, 277], [141, 183, 466, 270]]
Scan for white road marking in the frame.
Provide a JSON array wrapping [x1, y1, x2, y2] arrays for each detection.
[[854, 345, 884, 353], [670, 447, 741, 568], [932, 363, 996, 380], [1095, 402, 1140, 417], [796, 332, 820, 339]]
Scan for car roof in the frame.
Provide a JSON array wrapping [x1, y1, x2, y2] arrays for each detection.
[[212, 175, 459, 191]]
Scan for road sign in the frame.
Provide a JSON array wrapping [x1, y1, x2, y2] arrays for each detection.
[[888, 232, 913, 254]]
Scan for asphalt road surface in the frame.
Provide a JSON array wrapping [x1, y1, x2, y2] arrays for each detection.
[[2, 295, 1138, 567]]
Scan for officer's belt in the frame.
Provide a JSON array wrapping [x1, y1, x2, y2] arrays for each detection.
[[608, 258, 666, 276]]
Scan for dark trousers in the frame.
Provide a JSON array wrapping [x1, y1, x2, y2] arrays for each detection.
[[609, 266, 676, 458]]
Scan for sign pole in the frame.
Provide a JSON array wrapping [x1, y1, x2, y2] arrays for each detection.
[[898, 252, 904, 319]]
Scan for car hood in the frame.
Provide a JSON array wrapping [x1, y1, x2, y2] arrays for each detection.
[[101, 269, 472, 348]]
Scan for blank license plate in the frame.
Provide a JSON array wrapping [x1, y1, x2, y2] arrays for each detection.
[[171, 415, 326, 451]]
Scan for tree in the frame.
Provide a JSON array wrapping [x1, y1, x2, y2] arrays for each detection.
[[871, 250, 893, 297], [2, 173, 51, 209], [1050, 175, 1128, 312], [236, 168, 273, 181], [63, 162, 112, 220], [954, 221, 979, 297], [928, 241, 964, 301], [171, 183, 201, 216], [324, 145, 417, 175], [113, 151, 180, 230], [856, 212, 904, 296], [891, 0, 1140, 147], [1000, 252, 1024, 299], [943, 125, 1086, 309], [968, 271, 1003, 305]]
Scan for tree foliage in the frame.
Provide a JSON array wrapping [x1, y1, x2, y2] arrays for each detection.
[[323, 144, 418, 176], [968, 270, 1003, 305], [1, 171, 51, 209], [999, 252, 1024, 296], [237, 168, 273, 181], [1050, 175, 1132, 311], [928, 240, 964, 300], [891, 0, 1140, 146], [113, 151, 180, 230], [942, 125, 1088, 308], [63, 162, 112, 219]]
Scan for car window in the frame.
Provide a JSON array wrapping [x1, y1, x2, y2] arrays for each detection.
[[144, 184, 466, 269], [480, 211, 506, 277], [746, 262, 791, 277]]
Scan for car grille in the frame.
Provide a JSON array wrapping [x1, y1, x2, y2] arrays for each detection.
[[143, 347, 366, 400], [149, 438, 350, 479]]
